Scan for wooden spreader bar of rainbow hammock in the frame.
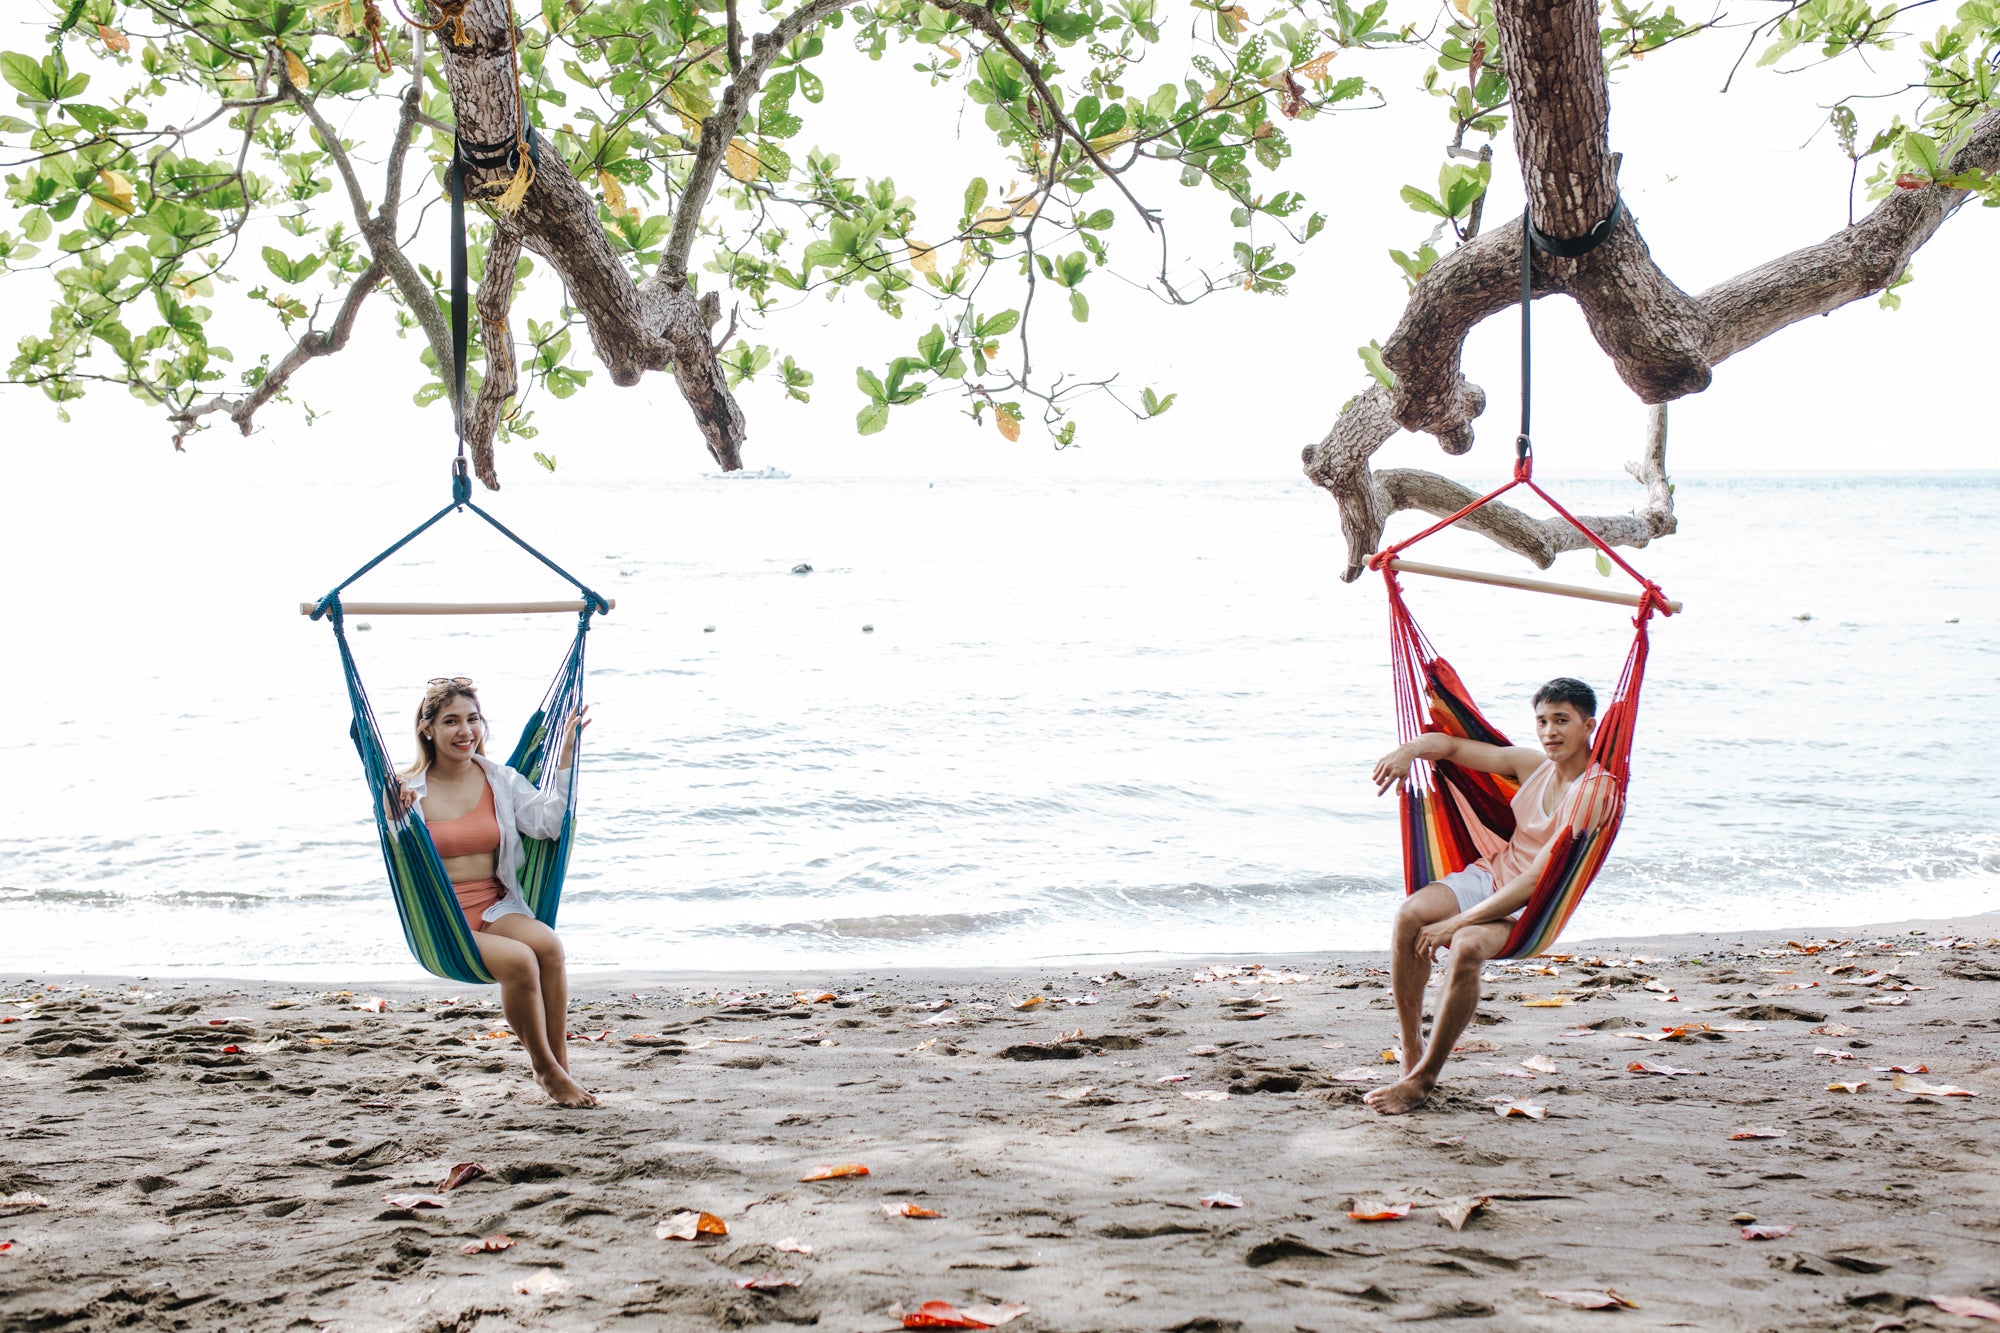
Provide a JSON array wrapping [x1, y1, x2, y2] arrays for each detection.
[[1383, 559, 1684, 614], [297, 599, 615, 616]]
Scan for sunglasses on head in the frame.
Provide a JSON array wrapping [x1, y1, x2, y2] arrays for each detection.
[[428, 676, 474, 688]]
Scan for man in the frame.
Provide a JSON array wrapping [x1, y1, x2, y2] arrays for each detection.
[[1362, 678, 1620, 1115]]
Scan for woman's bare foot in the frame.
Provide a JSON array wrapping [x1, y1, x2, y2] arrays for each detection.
[[535, 1067, 599, 1108], [1365, 1073, 1436, 1115]]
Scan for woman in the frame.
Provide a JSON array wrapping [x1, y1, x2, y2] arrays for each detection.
[[393, 676, 597, 1108]]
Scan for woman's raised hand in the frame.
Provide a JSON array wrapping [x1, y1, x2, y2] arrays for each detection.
[[559, 705, 592, 768]]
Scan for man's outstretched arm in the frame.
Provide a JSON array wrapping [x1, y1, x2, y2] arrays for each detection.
[[1372, 732, 1545, 795]]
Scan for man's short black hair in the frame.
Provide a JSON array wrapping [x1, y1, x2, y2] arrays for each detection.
[[1533, 677, 1597, 718]]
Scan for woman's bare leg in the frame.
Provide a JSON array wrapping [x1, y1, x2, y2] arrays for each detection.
[[485, 915, 574, 1077], [475, 926, 596, 1108]]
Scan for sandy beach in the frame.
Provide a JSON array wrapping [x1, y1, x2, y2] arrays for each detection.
[[5, 915, 2000, 1332]]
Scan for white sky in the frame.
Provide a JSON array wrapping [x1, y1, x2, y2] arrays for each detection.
[[2, 7, 1994, 490]]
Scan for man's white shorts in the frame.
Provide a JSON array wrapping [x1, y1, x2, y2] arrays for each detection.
[[1440, 864, 1496, 913]]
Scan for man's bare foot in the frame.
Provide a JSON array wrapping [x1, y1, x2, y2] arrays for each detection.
[[1365, 1073, 1436, 1115], [535, 1068, 599, 1108]]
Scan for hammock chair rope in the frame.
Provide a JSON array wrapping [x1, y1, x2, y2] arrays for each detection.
[[304, 103, 603, 983], [1367, 202, 1674, 961]]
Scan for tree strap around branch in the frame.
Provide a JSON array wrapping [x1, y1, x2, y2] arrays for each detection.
[[1517, 195, 1624, 470]]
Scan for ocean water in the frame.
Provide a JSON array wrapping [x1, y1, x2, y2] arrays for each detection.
[[3, 470, 1996, 976]]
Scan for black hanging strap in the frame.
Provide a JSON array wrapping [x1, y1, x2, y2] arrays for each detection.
[[1516, 194, 1625, 466]]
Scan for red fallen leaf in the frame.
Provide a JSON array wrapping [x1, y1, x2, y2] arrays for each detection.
[[460, 1233, 513, 1254], [438, 1161, 487, 1192], [1627, 1060, 1700, 1077], [0, 1239, 11, 1252], [353, 997, 388, 1013], [800, 1163, 869, 1181], [1729, 1125, 1786, 1140], [1, 1016, 20, 1024], [382, 1193, 449, 1210], [902, 1300, 1031, 1328], [1347, 1200, 1412, 1221], [1741, 1224, 1795, 1240], [1492, 1099, 1548, 1120], [736, 1273, 798, 1290], [567, 1030, 612, 1042], [656, 1209, 729, 1240], [221, 1044, 240, 1054], [1198, 1191, 1244, 1209], [1894, 1073, 1977, 1097], [1870, 1063, 1928, 1075], [1932, 1294, 2000, 1321], [1895, 172, 1931, 189], [208, 1019, 227, 1026], [881, 1203, 944, 1218], [1543, 1289, 1639, 1309]]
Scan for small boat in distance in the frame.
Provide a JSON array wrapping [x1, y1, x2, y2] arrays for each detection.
[[705, 465, 791, 480]]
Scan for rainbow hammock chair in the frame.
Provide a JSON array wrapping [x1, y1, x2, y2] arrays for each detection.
[[1366, 204, 1680, 960]]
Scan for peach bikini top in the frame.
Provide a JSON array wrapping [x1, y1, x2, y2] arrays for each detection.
[[427, 778, 501, 861]]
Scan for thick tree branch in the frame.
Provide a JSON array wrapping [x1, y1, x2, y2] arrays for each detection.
[[465, 225, 524, 488]]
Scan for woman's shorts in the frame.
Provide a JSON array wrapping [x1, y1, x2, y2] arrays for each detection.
[[1439, 864, 1496, 914]]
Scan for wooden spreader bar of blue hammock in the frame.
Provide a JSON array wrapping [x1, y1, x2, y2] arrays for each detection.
[[1384, 558, 1685, 614], [297, 599, 616, 616]]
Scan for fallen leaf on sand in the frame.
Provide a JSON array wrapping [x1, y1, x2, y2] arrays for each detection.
[[1871, 1063, 1928, 1074], [1543, 1289, 1639, 1309], [1348, 1200, 1412, 1221], [1331, 1067, 1383, 1083], [1827, 1080, 1870, 1093], [1047, 1085, 1098, 1101], [775, 1237, 814, 1254], [438, 1161, 487, 1192], [1008, 995, 1046, 1010], [1521, 996, 1573, 1008], [1492, 1100, 1548, 1120], [1741, 1224, 1795, 1240], [685, 1039, 716, 1050], [460, 1234, 513, 1254], [1894, 1073, 1977, 1097], [353, 997, 388, 1013], [656, 1210, 729, 1240], [1454, 1039, 1499, 1053], [221, 1044, 240, 1054], [1643, 980, 1675, 994], [901, 1300, 1032, 1328], [1181, 1089, 1229, 1101], [0, 1240, 12, 1252], [1730, 1125, 1786, 1140], [1156, 1074, 1190, 1084], [1436, 1196, 1489, 1231], [1199, 1192, 1244, 1209], [1433, 1136, 1466, 1148], [514, 1268, 569, 1296], [912, 1039, 939, 1052], [792, 991, 836, 1004], [882, 1202, 944, 1218], [0, 1194, 45, 1211], [382, 1193, 448, 1210], [1628, 1060, 1700, 1077], [1809, 1023, 1854, 1037], [1521, 1054, 1558, 1074], [1931, 1295, 2000, 1321], [1379, 1048, 1401, 1063], [1867, 995, 1909, 1007], [921, 1014, 961, 1027], [568, 1029, 611, 1042], [801, 1163, 870, 1181], [1814, 1047, 1858, 1061], [736, 1274, 798, 1290]]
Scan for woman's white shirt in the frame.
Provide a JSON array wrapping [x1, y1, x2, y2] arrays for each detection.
[[406, 752, 571, 923]]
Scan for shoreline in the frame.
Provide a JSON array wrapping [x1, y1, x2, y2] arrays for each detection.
[[6, 913, 2000, 1331]]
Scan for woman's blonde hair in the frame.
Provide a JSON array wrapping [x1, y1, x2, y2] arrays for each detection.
[[398, 679, 488, 781]]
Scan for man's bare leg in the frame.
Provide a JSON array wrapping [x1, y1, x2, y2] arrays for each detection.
[[1369, 920, 1512, 1115], [1366, 885, 1461, 1104]]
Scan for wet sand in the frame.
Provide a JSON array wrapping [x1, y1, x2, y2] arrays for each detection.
[[5, 914, 2000, 1332]]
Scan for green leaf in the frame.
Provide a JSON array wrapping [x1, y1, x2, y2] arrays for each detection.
[[1357, 340, 1396, 389], [856, 366, 887, 402], [976, 309, 1020, 337], [917, 323, 945, 365], [1902, 130, 1940, 179], [962, 176, 988, 222], [856, 400, 891, 434], [1399, 185, 1448, 218], [533, 451, 558, 472], [1141, 386, 1175, 416], [1594, 552, 1612, 579], [1069, 289, 1089, 321], [1, 52, 49, 102]]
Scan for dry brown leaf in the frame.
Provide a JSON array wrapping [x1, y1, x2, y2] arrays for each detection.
[[907, 240, 939, 274], [1493, 1100, 1547, 1120], [1453, 1039, 1499, 1053], [1294, 49, 1337, 81], [438, 1161, 486, 1192], [90, 168, 135, 217], [382, 1193, 449, 1210], [597, 169, 637, 220], [775, 1236, 814, 1254], [1198, 1191, 1244, 1208], [97, 24, 129, 53], [1729, 1125, 1786, 1140], [1741, 1223, 1795, 1240], [514, 1268, 569, 1296], [1871, 1063, 1929, 1074], [736, 1274, 798, 1290], [0, 1193, 50, 1211], [1542, 1289, 1638, 1309], [352, 997, 388, 1013], [1009, 994, 1046, 1010], [655, 1209, 728, 1240], [1521, 996, 1572, 1008], [882, 1202, 944, 1218], [1347, 1199, 1412, 1221], [1894, 1073, 1977, 1097], [460, 1233, 513, 1254], [1627, 1060, 1700, 1077], [1521, 1054, 1558, 1074], [1932, 1295, 2000, 1322], [800, 1163, 870, 1181], [1826, 1080, 1869, 1093], [724, 139, 759, 183], [994, 405, 1021, 443], [1435, 1195, 1489, 1232], [901, 1301, 1031, 1328], [1809, 1023, 1854, 1037], [284, 49, 310, 89]]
